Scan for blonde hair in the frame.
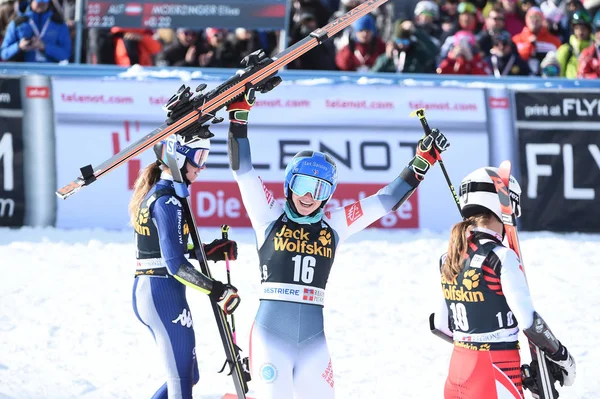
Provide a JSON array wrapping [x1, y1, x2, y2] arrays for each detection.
[[441, 213, 495, 282], [128, 162, 162, 226]]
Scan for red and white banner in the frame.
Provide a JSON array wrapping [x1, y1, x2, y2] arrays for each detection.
[[54, 121, 487, 231], [51, 78, 486, 126]]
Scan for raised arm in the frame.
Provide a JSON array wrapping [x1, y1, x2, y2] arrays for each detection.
[[326, 128, 450, 242], [226, 88, 283, 240]]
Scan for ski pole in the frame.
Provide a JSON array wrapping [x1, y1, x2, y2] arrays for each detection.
[[410, 108, 463, 219], [221, 224, 236, 344]]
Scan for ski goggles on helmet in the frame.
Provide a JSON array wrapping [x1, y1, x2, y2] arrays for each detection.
[[289, 174, 333, 201], [179, 146, 209, 168], [542, 63, 560, 77]]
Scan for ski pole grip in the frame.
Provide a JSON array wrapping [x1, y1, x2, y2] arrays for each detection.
[[221, 224, 230, 240], [409, 108, 432, 136]]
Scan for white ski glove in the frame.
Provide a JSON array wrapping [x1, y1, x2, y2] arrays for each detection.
[[546, 343, 576, 386]]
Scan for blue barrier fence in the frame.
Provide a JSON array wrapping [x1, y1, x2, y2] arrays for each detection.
[[2, 62, 600, 89]]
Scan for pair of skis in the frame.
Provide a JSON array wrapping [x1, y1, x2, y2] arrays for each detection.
[[486, 162, 562, 399], [163, 138, 251, 398], [55, 0, 392, 200]]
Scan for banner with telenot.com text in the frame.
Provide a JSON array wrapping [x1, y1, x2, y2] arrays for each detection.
[[52, 77, 489, 231]]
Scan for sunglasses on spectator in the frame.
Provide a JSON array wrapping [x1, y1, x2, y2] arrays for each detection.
[[490, 16, 505, 21], [457, 2, 477, 14]]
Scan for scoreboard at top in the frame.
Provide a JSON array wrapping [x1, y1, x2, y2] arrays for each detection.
[[86, 0, 288, 30]]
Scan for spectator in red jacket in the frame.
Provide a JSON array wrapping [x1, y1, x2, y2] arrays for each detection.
[[499, 0, 525, 36], [577, 11, 600, 78], [335, 14, 386, 71], [110, 28, 161, 66], [437, 29, 490, 75], [512, 7, 561, 75]]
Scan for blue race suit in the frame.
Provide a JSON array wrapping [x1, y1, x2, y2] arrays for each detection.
[[132, 173, 211, 399]]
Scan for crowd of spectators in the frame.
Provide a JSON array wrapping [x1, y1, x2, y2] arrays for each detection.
[[1, 0, 600, 79]]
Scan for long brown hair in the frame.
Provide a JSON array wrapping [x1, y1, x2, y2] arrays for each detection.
[[442, 213, 495, 282], [128, 161, 163, 226]]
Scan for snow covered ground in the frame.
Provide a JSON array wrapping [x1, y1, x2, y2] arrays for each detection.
[[0, 227, 598, 399]]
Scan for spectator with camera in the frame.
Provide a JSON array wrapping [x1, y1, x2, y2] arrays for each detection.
[[439, 2, 479, 61], [155, 28, 203, 67], [484, 30, 531, 76], [371, 19, 438, 73], [1, 0, 70, 62], [437, 30, 490, 75], [196, 27, 236, 68]]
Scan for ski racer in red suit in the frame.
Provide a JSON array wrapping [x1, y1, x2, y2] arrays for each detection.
[[225, 86, 450, 399], [432, 167, 576, 399]]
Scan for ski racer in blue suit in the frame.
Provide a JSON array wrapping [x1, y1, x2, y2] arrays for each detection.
[[225, 86, 451, 399], [0, 0, 71, 63], [129, 131, 240, 399]]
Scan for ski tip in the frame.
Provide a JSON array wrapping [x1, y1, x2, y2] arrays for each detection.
[[497, 160, 513, 189], [499, 160, 512, 173], [222, 395, 255, 399], [55, 180, 84, 200]]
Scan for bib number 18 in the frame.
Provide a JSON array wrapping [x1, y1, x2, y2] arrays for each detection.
[[292, 255, 315, 284]]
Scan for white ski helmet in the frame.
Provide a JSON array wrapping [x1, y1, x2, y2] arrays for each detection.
[[459, 167, 522, 221], [154, 133, 211, 170], [414, 0, 440, 20]]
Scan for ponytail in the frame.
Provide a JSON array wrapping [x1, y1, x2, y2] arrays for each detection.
[[128, 161, 162, 226], [441, 213, 496, 282]]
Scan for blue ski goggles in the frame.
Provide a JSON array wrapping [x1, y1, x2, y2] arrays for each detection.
[[179, 146, 209, 168], [289, 174, 333, 201]]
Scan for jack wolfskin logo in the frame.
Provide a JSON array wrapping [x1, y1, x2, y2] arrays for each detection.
[[172, 308, 193, 328], [318, 230, 331, 246], [462, 269, 480, 290], [134, 207, 150, 236]]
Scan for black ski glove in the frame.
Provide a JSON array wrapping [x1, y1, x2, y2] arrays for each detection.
[[546, 342, 576, 386], [226, 75, 282, 125], [209, 280, 240, 315], [203, 238, 238, 262], [410, 128, 450, 180]]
